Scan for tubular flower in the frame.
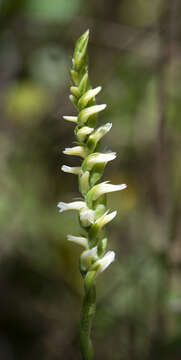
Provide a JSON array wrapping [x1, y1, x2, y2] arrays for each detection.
[[57, 29, 127, 359]]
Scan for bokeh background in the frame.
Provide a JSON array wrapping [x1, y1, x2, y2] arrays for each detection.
[[1, 0, 181, 359]]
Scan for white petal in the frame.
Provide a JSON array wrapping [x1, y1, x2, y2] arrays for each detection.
[[67, 235, 88, 249], [63, 146, 86, 158], [63, 116, 77, 123], [79, 104, 107, 125], [57, 201, 85, 213], [84, 152, 116, 171], [93, 251, 115, 276], [61, 165, 82, 175]]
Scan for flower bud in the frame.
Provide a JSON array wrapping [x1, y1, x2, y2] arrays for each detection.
[[73, 29, 89, 71]]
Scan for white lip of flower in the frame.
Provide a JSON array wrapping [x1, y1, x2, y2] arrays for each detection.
[[92, 251, 115, 276], [67, 235, 89, 249], [83, 152, 116, 171], [79, 207, 95, 227], [57, 201, 85, 213], [78, 104, 107, 125], [63, 116, 77, 123], [61, 165, 82, 175], [94, 210, 117, 229], [87, 181, 127, 205], [63, 146, 87, 158], [77, 126, 94, 142], [78, 86, 102, 108], [80, 246, 98, 271], [88, 123, 112, 144]]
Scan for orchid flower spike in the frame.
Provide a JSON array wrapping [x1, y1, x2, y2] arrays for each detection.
[[57, 29, 127, 360]]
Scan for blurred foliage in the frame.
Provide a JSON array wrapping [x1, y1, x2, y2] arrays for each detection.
[[0, 0, 181, 359]]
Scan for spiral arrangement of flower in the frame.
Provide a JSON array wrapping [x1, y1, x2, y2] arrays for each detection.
[[58, 29, 127, 360]]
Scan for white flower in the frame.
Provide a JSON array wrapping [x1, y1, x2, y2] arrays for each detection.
[[87, 181, 127, 205], [78, 86, 102, 107], [79, 207, 95, 227], [63, 146, 86, 158], [57, 201, 85, 213], [77, 126, 94, 142], [63, 116, 77, 123], [61, 165, 82, 175], [92, 251, 115, 276], [67, 235, 88, 249], [94, 210, 117, 229], [87, 123, 112, 148], [83, 152, 116, 171], [80, 246, 98, 271], [78, 104, 107, 125]]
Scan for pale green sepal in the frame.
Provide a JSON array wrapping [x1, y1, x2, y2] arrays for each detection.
[[97, 237, 108, 257], [78, 72, 88, 95], [84, 270, 97, 292], [70, 69, 79, 85], [79, 171, 90, 196]]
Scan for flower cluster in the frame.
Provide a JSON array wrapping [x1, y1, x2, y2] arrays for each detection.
[[58, 30, 127, 279]]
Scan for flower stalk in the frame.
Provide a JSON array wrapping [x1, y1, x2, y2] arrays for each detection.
[[58, 29, 127, 360]]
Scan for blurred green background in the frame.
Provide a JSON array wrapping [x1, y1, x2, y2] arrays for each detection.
[[0, 0, 181, 359]]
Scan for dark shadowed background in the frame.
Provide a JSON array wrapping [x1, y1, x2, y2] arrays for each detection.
[[0, 0, 181, 359]]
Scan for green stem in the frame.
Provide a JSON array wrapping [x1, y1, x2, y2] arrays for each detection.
[[80, 279, 96, 360]]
